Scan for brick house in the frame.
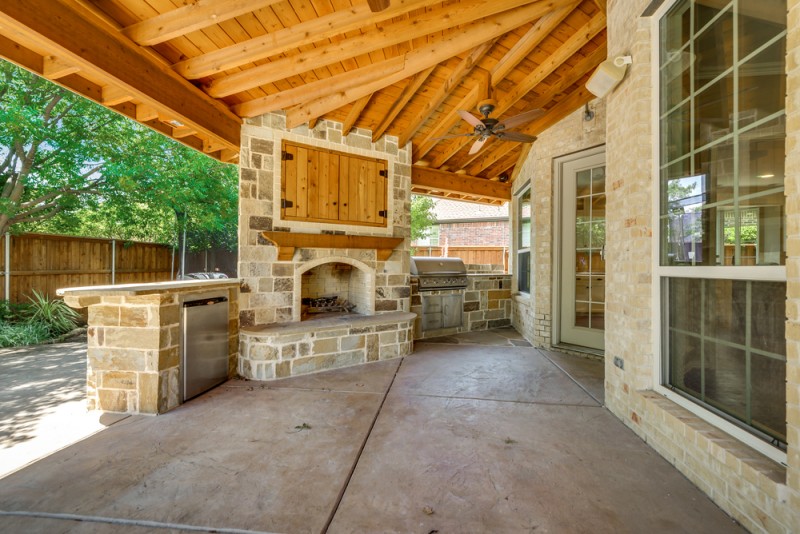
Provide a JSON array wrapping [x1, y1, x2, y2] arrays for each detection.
[[413, 199, 509, 249]]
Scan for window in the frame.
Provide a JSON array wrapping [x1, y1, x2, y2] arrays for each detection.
[[415, 224, 440, 247], [658, 0, 787, 451], [517, 187, 531, 293]]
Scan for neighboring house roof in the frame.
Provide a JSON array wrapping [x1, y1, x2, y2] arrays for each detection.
[[433, 199, 509, 223]]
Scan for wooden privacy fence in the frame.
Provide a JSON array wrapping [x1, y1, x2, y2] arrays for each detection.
[[0, 233, 174, 303], [411, 246, 508, 271]]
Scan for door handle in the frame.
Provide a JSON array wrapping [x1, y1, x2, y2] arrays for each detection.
[[600, 245, 606, 261]]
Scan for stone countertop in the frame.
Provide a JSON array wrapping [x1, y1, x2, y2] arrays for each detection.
[[241, 311, 417, 336], [466, 273, 511, 277], [57, 278, 241, 297]]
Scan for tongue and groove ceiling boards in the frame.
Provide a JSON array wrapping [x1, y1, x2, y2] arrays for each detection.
[[0, 0, 606, 204]]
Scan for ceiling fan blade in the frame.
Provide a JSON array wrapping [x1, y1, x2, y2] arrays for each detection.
[[431, 133, 474, 140], [468, 137, 489, 155], [458, 109, 484, 128], [498, 108, 544, 130], [496, 131, 537, 143]]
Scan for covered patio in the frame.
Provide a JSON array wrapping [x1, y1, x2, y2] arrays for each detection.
[[0, 329, 742, 533], [0, 1, 798, 532]]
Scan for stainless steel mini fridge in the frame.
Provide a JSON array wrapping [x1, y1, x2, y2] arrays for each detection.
[[182, 295, 229, 401]]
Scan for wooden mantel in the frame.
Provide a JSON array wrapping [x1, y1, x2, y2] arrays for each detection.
[[261, 232, 404, 261]]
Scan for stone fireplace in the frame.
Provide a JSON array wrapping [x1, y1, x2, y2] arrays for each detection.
[[296, 257, 374, 321], [236, 113, 415, 380]]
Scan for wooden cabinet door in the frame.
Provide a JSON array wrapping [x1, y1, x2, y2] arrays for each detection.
[[281, 141, 387, 227]]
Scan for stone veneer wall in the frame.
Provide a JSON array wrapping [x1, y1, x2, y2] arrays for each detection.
[[63, 283, 239, 414], [410, 274, 512, 339], [599, 1, 799, 532], [510, 101, 606, 347], [237, 113, 411, 328], [239, 312, 415, 380]]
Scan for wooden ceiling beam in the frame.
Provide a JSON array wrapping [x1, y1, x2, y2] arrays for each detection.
[[100, 85, 134, 106], [42, 55, 79, 79], [454, 41, 607, 171], [0, 0, 241, 151], [430, 12, 606, 169], [342, 95, 373, 136], [412, 166, 511, 202], [123, 0, 285, 46], [467, 86, 594, 175], [414, 84, 482, 161], [372, 66, 435, 142], [280, 2, 554, 128], [234, 56, 405, 116], [173, 0, 444, 79], [206, 0, 542, 98], [490, 2, 576, 87], [398, 39, 496, 147]]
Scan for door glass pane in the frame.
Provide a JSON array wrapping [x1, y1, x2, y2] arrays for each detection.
[[574, 165, 605, 332]]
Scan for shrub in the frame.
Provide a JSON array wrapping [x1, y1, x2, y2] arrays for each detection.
[[0, 321, 52, 347], [23, 290, 81, 336]]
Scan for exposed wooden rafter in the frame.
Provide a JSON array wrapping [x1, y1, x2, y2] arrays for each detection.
[[282, 2, 554, 128], [0, 0, 609, 204], [206, 0, 548, 98], [173, 0, 444, 79], [122, 0, 285, 46], [0, 0, 241, 154], [411, 166, 511, 203], [429, 12, 606, 169], [398, 40, 496, 147]]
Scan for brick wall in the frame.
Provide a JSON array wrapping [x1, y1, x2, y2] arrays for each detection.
[[439, 221, 510, 247], [599, 1, 799, 531]]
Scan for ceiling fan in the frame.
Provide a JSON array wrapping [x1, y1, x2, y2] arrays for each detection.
[[437, 100, 543, 155]]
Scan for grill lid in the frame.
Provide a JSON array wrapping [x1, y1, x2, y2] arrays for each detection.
[[410, 256, 467, 276]]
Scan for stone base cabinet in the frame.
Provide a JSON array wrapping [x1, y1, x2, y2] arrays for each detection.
[[60, 280, 239, 415]]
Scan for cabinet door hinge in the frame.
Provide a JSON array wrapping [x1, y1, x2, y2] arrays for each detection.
[[379, 169, 387, 177], [378, 210, 387, 218], [281, 199, 293, 208], [281, 151, 294, 161]]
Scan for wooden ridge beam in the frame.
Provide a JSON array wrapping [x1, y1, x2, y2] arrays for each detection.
[[0, 0, 241, 151], [372, 66, 435, 142], [490, 2, 576, 87], [398, 39, 496, 147], [280, 2, 554, 128], [467, 86, 595, 175], [411, 166, 511, 202], [206, 0, 543, 98], [430, 13, 606, 169], [123, 0, 285, 46], [173, 0, 444, 79]]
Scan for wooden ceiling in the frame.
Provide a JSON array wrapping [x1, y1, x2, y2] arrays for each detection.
[[0, 0, 606, 204]]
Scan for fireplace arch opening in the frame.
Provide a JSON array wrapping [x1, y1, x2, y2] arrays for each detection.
[[293, 257, 375, 322]]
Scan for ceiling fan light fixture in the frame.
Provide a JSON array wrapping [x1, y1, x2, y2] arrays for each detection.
[[586, 55, 632, 98]]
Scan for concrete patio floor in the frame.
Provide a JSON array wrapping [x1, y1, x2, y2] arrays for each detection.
[[0, 327, 744, 533]]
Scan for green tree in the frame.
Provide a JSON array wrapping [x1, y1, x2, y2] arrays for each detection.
[[0, 60, 138, 237], [410, 195, 436, 241], [0, 60, 237, 252]]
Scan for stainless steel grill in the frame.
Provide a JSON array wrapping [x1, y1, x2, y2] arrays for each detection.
[[410, 256, 468, 291]]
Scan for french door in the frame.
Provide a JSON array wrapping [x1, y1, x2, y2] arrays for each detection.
[[559, 150, 606, 350]]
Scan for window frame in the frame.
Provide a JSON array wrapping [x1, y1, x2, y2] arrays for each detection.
[[516, 184, 532, 295], [649, 0, 788, 465]]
